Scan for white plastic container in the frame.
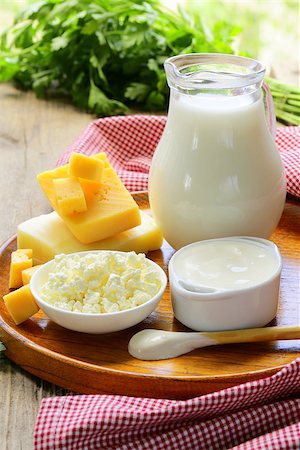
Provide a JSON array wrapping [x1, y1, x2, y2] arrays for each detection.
[[149, 54, 286, 249], [168, 237, 282, 331]]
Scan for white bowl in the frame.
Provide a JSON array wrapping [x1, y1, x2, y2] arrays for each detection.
[[169, 237, 282, 331], [30, 251, 167, 334]]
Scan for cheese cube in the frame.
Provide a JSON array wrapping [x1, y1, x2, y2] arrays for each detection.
[[69, 152, 104, 181], [37, 153, 141, 244], [53, 177, 87, 215], [21, 265, 42, 285], [3, 284, 39, 325], [9, 249, 33, 289], [79, 178, 103, 202], [17, 210, 163, 265]]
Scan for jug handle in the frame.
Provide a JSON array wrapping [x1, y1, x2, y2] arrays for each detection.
[[263, 81, 276, 138]]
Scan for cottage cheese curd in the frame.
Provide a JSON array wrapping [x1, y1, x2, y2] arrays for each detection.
[[40, 251, 162, 314]]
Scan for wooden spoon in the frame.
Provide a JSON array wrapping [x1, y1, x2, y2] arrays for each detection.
[[128, 326, 300, 360]]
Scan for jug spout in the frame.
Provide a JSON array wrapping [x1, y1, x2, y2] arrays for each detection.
[[164, 53, 265, 94]]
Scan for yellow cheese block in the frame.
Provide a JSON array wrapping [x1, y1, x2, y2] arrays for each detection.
[[53, 177, 87, 215], [69, 152, 104, 181], [3, 284, 39, 325], [17, 210, 163, 265], [9, 249, 33, 289], [22, 265, 42, 285], [37, 153, 141, 244]]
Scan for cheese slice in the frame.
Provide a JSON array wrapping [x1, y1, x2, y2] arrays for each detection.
[[37, 153, 141, 243], [3, 284, 39, 325], [17, 210, 163, 265]]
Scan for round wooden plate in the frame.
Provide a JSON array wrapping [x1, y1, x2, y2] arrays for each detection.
[[0, 193, 299, 399]]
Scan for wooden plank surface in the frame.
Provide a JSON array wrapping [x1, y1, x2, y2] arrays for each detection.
[[0, 83, 93, 450]]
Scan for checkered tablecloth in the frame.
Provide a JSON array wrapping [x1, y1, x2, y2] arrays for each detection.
[[34, 113, 300, 450], [34, 358, 300, 449]]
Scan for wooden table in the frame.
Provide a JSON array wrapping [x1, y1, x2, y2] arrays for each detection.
[[0, 83, 93, 449], [0, 82, 299, 449]]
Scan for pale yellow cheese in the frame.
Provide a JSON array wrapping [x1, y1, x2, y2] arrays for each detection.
[[53, 177, 87, 215], [21, 265, 42, 285], [17, 210, 163, 265], [9, 249, 33, 289], [68, 152, 104, 181], [3, 284, 39, 325], [37, 153, 141, 243]]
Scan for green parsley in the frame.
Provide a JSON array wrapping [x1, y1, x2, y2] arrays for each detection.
[[0, 0, 237, 116], [0, 0, 299, 124]]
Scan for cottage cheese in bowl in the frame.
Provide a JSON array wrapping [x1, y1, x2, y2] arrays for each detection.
[[30, 251, 167, 333]]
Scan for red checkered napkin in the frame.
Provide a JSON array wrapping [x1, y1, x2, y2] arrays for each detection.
[[56, 116, 300, 198], [34, 358, 300, 450], [276, 127, 300, 198]]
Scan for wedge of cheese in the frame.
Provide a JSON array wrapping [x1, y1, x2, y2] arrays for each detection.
[[17, 210, 163, 265], [37, 153, 141, 244]]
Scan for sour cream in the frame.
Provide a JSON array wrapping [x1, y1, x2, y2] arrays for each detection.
[[168, 237, 282, 331], [171, 238, 280, 291]]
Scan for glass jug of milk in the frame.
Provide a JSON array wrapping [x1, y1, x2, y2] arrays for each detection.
[[149, 54, 286, 249]]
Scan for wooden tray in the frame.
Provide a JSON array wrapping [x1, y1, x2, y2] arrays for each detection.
[[0, 193, 299, 399]]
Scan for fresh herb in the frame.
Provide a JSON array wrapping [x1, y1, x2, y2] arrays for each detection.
[[0, 0, 299, 125], [265, 76, 300, 126], [0, 0, 237, 116]]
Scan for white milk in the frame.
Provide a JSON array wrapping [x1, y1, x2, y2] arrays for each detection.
[[172, 240, 280, 290], [149, 91, 286, 249]]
